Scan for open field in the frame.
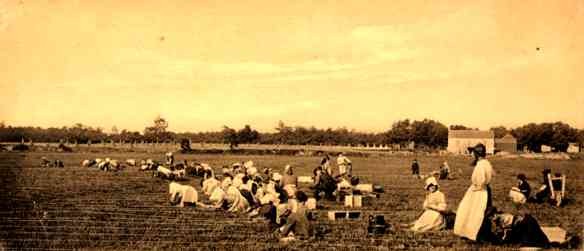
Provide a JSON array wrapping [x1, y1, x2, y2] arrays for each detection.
[[0, 152, 582, 250]]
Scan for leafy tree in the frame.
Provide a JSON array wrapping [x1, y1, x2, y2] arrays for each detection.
[[490, 126, 509, 138], [388, 119, 412, 144], [222, 126, 239, 149], [237, 125, 259, 144], [411, 119, 448, 148], [449, 125, 474, 130], [512, 122, 579, 152], [144, 116, 171, 143]]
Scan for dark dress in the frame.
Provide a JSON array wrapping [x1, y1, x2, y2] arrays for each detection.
[[476, 186, 495, 243], [493, 214, 550, 247]]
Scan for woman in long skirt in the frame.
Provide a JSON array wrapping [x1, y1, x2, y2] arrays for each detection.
[[454, 143, 494, 242]]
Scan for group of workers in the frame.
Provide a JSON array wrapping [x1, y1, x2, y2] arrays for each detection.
[[405, 143, 570, 248], [75, 147, 570, 247], [40, 157, 64, 168], [164, 153, 361, 241]]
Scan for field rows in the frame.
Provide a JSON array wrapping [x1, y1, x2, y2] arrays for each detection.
[[1, 152, 582, 250]]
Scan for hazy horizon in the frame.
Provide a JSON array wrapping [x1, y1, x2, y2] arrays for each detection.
[[1, 1, 583, 133]]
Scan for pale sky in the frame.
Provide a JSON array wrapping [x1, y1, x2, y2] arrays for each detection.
[[1, 0, 583, 133]]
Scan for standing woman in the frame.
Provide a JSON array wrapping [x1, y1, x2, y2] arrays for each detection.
[[320, 154, 332, 176], [454, 143, 494, 242]]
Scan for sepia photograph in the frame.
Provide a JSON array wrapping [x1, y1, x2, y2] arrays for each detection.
[[0, 0, 583, 250]]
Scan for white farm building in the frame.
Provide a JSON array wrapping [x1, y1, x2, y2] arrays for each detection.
[[447, 130, 495, 155]]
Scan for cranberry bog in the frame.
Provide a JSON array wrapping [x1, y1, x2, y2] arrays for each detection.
[[1, 152, 582, 250]]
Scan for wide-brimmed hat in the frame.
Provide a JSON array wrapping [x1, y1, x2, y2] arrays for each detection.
[[517, 173, 527, 181], [424, 177, 439, 190], [472, 143, 486, 156]]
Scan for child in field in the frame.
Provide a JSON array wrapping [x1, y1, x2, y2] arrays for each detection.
[[439, 161, 450, 180], [408, 177, 447, 232], [411, 159, 420, 178]]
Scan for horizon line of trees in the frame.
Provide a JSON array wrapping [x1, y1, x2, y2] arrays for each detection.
[[1, 118, 583, 152]]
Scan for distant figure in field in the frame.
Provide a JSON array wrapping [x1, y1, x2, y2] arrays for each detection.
[[40, 157, 51, 167], [439, 161, 450, 180], [509, 174, 531, 205], [411, 159, 420, 178], [320, 154, 332, 176], [454, 143, 495, 242], [312, 165, 337, 200], [336, 153, 352, 177], [165, 152, 174, 166], [280, 165, 298, 198], [408, 177, 448, 232]]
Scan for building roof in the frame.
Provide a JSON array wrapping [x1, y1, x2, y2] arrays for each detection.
[[495, 134, 517, 144], [448, 130, 494, 139]]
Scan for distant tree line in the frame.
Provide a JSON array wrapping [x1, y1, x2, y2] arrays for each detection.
[[1, 119, 582, 152]]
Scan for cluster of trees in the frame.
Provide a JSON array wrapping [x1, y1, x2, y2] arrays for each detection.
[[1, 119, 582, 152], [511, 122, 583, 152]]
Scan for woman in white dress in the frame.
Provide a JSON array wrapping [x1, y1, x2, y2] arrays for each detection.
[[454, 143, 494, 242], [409, 177, 447, 232]]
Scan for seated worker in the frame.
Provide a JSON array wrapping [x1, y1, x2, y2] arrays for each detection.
[[408, 177, 448, 232], [202, 185, 250, 213], [490, 208, 550, 248], [201, 171, 221, 196], [280, 165, 298, 198], [531, 168, 552, 203], [275, 191, 314, 240], [312, 168, 337, 200], [439, 161, 450, 180], [509, 174, 531, 205]]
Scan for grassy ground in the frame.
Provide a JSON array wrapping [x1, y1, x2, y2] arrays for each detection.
[[0, 152, 582, 250]]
